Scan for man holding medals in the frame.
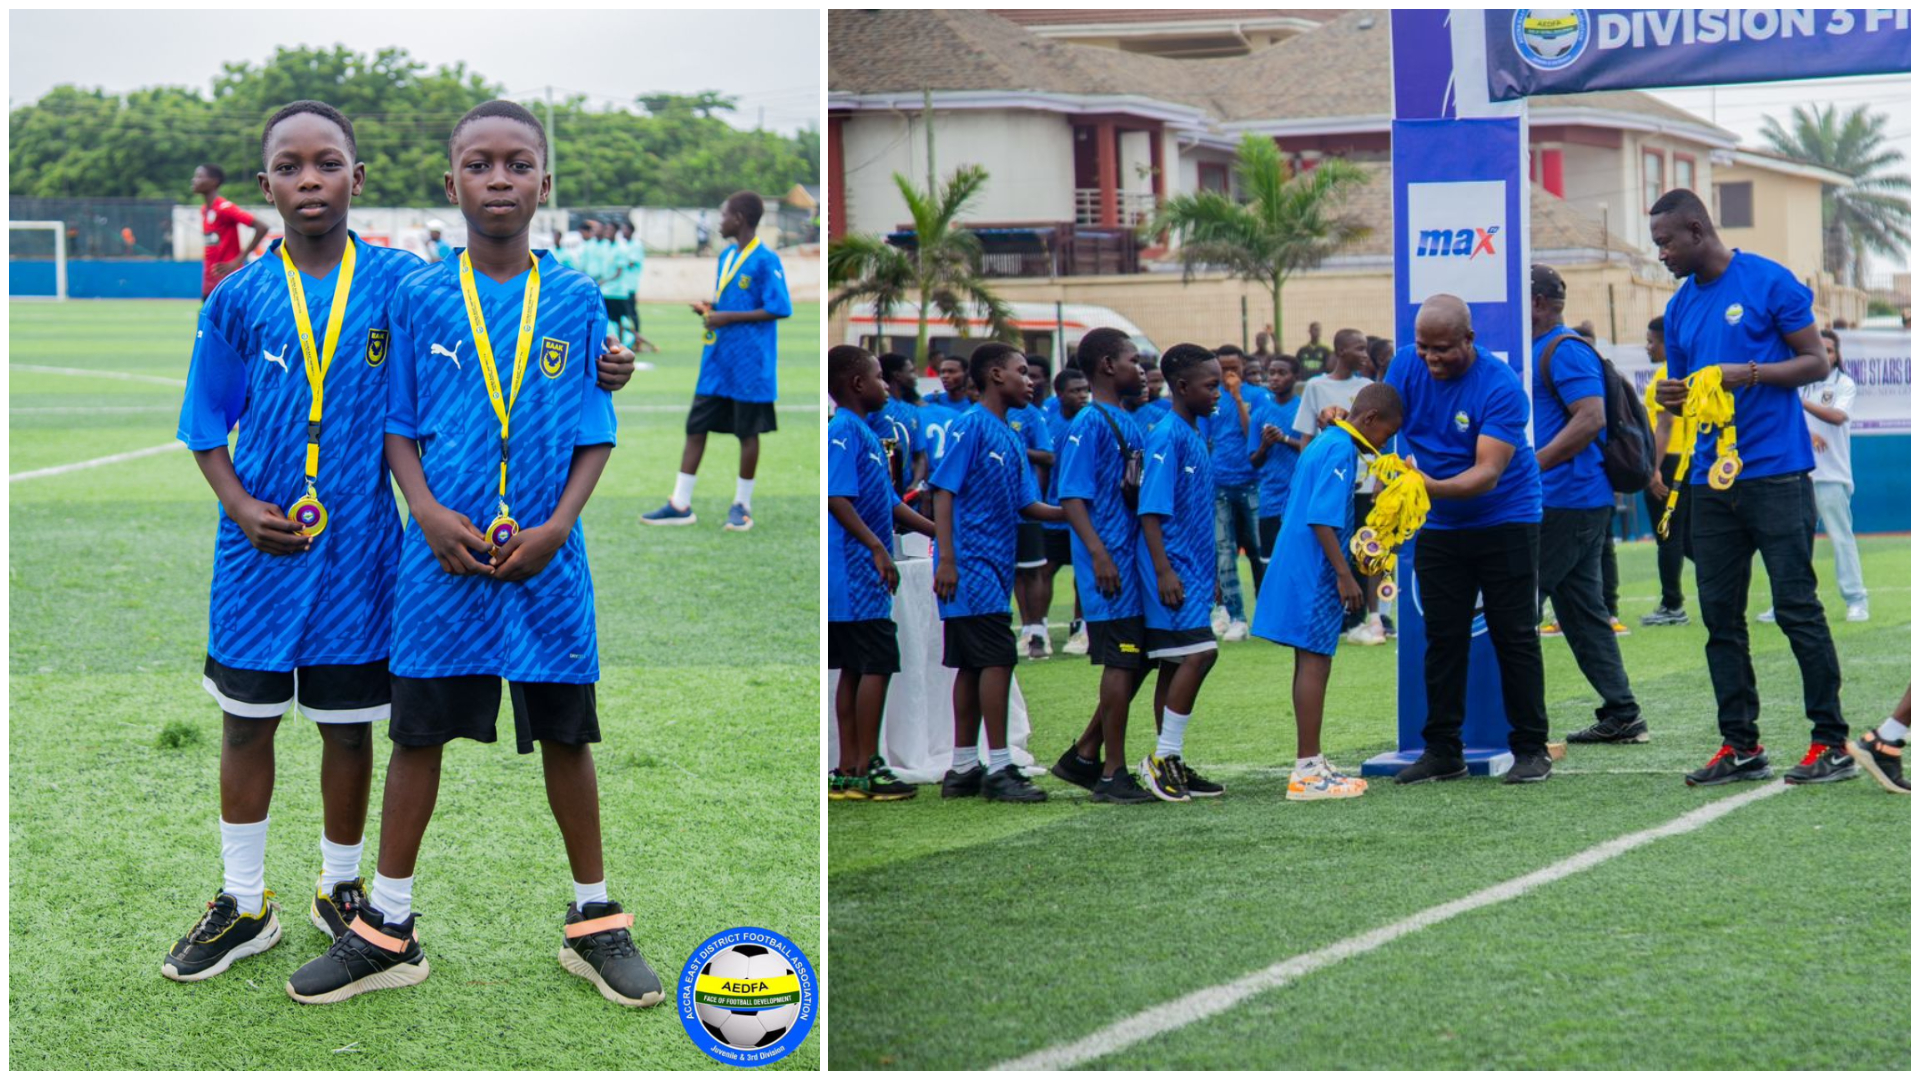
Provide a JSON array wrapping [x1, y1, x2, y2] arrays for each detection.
[[642, 190, 792, 532], [1646, 188, 1855, 788]]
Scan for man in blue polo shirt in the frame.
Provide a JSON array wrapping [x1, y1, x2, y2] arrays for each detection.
[[1647, 188, 1852, 787], [1386, 295, 1552, 786], [1529, 265, 1643, 747]]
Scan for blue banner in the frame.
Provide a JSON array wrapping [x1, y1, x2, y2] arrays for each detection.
[[1486, 9, 1911, 101]]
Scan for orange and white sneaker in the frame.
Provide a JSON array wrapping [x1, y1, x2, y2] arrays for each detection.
[[1286, 759, 1368, 801]]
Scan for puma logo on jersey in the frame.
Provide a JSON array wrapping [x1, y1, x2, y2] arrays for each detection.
[[431, 340, 464, 369], [987, 451, 1007, 466], [1067, 435, 1081, 445], [1334, 468, 1348, 481], [830, 439, 848, 449], [1183, 465, 1196, 474], [1152, 453, 1167, 463], [262, 344, 290, 373], [868, 452, 886, 467]]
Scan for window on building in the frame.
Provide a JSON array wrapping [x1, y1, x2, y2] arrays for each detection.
[[1643, 149, 1665, 209], [1674, 154, 1696, 194], [1198, 162, 1229, 194], [1716, 181, 1754, 228]]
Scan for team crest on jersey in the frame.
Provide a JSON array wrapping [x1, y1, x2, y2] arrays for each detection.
[[1724, 303, 1744, 325], [738, 274, 751, 290], [540, 335, 570, 378], [1454, 410, 1471, 433], [365, 328, 389, 368], [1010, 419, 1023, 431]]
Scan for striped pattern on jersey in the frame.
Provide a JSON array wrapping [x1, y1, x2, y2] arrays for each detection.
[[928, 406, 1040, 620], [1136, 413, 1217, 632], [1056, 403, 1144, 622], [828, 410, 902, 623]]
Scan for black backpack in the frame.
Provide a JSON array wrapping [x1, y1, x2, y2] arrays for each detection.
[[1538, 332, 1657, 494]]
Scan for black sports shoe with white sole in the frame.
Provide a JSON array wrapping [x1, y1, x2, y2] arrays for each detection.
[[1090, 769, 1156, 804], [1846, 731, 1909, 794], [1684, 744, 1772, 787], [1783, 743, 1859, 785], [561, 901, 664, 1007], [163, 891, 281, 982], [1049, 747, 1102, 791], [286, 907, 428, 1004], [310, 877, 368, 941], [983, 764, 1048, 802], [1566, 716, 1650, 744], [1175, 758, 1224, 797], [941, 763, 986, 798], [1394, 753, 1470, 785], [1503, 750, 1553, 784]]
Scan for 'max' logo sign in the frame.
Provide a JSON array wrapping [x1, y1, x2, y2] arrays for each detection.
[[1406, 180, 1508, 304]]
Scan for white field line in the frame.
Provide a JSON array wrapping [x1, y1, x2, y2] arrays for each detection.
[[11, 363, 186, 387], [9, 441, 184, 482], [992, 780, 1790, 1071], [12, 405, 176, 415]]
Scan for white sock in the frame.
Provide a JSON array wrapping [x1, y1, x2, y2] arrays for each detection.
[[220, 816, 270, 916], [1157, 709, 1191, 759], [951, 745, 978, 772], [1025, 622, 1045, 638], [371, 873, 414, 923], [1295, 755, 1326, 773], [574, 879, 610, 908], [671, 471, 697, 510], [1878, 717, 1909, 742], [735, 476, 755, 510], [318, 834, 363, 892], [987, 746, 1011, 772]]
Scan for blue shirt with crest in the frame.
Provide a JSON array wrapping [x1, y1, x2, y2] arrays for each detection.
[[695, 242, 791, 403], [1531, 326, 1612, 510], [828, 409, 901, 623], [1251, 424, 1360, 655], [1383, 344, 1541, 530], [1056, 402, 1145, 622], [928, 407, 1040, 619], [1136, 413, 1217, 631]]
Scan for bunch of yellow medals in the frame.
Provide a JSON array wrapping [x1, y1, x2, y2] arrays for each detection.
[[1335, 420, 1430, 603], [1656, 365, 1739, 540]]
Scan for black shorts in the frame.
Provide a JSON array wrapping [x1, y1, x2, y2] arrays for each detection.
[[687, 394, 778, 437], [389, 674, 599, 755], [1016, 522, 1047, 569], [1146, 625, 1217, 662], [1259, 515, 1282, 561], [942, 613, 1018, 670], [202, 655, 389, 723], [1043, 528, 1073, 566], [1086, 616, 1147, 670], [828, 619, 901, 676]]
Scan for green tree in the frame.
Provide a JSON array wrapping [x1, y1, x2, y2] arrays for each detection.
[[1760, 104, 1911, 289], [827, 165, 1015, 362], [1145, 133, 1370, 347]]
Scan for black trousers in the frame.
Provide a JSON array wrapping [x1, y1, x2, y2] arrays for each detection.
[[1413, 523, 1550, 756], [1600, 507, 1620, 617], [1689, 472, 1846, 748], [1642, 454, 1688, 610], [1539, 507, 1640, 724]]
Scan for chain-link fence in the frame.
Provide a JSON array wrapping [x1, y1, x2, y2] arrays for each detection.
[[9, 198, 179, 259]]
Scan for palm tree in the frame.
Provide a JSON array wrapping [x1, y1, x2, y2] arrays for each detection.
[[828, 164, 1015, 363], [1760, 104, 1911, 289], [1145, 133, 1371, 348]]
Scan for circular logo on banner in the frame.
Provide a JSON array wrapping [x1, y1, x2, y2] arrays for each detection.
[[679, 927, 816, 1067], [1512, 9, 1590, 70]]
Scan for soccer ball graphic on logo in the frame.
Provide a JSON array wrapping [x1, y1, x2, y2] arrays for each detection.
[[696, 944, 799, 1050], [1521, 10, 1581, 59]]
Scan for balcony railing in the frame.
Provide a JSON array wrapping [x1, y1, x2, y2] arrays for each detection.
[[1073, 188, 1157, 228]]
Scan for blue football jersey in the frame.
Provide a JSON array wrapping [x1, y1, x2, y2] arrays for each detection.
[[1056, 402, 1144, 622], [695, 242, 791, 403], [177, 234, 422, 671], [1250, 396, 1303, 516], [385, 250, 616, 683], [1136, 398, 1173, 431], [1041, 405, 1079, 531], [916, 401, 961, 465], [1135, 414, 1216, 631], [1251, 426, 1360, 656], [1208, 385, 1272, 488], [828, 410, 901, 624], [928, 407, 1039, 619]]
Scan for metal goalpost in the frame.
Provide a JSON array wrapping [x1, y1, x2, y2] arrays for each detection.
[[10, 220, 68, 300]]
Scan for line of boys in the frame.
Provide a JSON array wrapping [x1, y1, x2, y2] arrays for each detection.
[[162, 98, 711, 1009], [556, 218, 649, 353]]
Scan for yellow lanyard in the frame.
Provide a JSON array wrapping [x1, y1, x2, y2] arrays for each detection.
[[457, 250, 541, 503], [1333, 418, 1378, 457], [715, 237, 760, 300], [278, 239, 358, 485]]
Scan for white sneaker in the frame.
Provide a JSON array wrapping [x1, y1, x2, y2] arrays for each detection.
[[1062, 623, 1090, 655], [1345, 621, 1387, 646], [1846, 603, 1870, 622], [1757, 608, 1776, 623], [1040, 628, 1055, 656], [1224, 619, 1249, 642], [1210, 606, 1231, 638]]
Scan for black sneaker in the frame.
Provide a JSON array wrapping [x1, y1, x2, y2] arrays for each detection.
[[162, 891, 282, 982], [285, 906, 429, 1004], [940, 762, 986, 798], [1846, 731, 1909, 795], [1640, 605, 1689, 627], [1049, 747, 1102, 792], [983, 764, 1048, 802], [1091, 769, 1156, 804], [1566, 716, 1650, 744], [865, 757, 918, 801], [1394, 753, 1469, 785], [1138, 753, 1190, 802], [1504, 750, 1553, 784], [1026, 631, 1048, 661], [1783, 743, 1859, 786], [560, 901, 664, 1007], [1684, 744, 1772, 787], [1175, 758, 1225, 797], [310, 878, 368, 941]]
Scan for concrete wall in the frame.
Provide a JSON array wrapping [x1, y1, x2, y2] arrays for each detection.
[[1717, 163, 1826, 282], [841, 109, 1075, 232]]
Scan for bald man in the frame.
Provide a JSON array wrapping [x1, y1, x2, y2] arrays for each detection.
[[1384, 296, 1553, 785]]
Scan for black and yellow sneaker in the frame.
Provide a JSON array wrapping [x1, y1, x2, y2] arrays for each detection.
[[1049, 746, 1102, 791], [1846, 731, 1909, 795], [310, 877, 368, 941], [827, 770, 850, 801], [560, 901, 664, 1008], [865, 757, 918, 801], [983, 764, 1047, 803], [839, 772, 873, 801], [1175, 758, 1224, 797], [1684, 744, 1772, 787], [162, 891, 281, 982], [1139, 753, 1190, 802], [1091, 769, 1156, 804], [286, 906, 429, 1004], [941, 762, 986, 798], [1783, 743, 1859, 786]]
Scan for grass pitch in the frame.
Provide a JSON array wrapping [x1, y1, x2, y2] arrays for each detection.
[[9, 299, 821, 1070], [829, 535, 1911, 1069]]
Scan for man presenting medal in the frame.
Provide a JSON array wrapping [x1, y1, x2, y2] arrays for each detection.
[[642, 190, 792, 532]]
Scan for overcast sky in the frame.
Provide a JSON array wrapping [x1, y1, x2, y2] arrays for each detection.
[[7, 9, 821, 135]]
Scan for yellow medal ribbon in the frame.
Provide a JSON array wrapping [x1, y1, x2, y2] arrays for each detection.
[[457, 250, 541, 547], [278, 238, 359, 537], [1336, 419, 1430, 583], [1658, 365, 1739, 539], [702, 236, 761, 346]]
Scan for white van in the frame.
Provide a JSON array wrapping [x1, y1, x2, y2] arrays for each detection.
[[842, 301, 1160, 369]]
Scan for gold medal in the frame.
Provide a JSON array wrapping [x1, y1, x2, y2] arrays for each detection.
[[288, 484, 329, 537], [486, 507, 520, 550], [1709, 451, 1742, 490], [278, 238, 358, 542], [458, 251, 541, 544], [1377, 575, 1398, 602]]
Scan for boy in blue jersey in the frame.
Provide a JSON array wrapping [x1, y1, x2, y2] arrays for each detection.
[[642, 191, 792, 532], [916, 393, 962, 470], [286, 102, 659, 1008], [827, 346, 936, 801], [925, 353, 970, 410], [1009, 366, 1058, 660], [1251, 383, 1404, 800], [930, 344, 1068, 803], [1041, 366, 1090, 654], [878, 352, 930, 496], [1049, 329, 1156, 804], [1208, 346, 1270, 640], [1135, 364, 1172, 429], [1135, 344, 1229, 802], [1249, 354, 1306, 562]]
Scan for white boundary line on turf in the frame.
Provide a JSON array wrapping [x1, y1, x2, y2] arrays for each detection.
[[12, 405, 176, 415], [992, 781, 1790, 1071], [613, 403, 821, 412], [10, 363, 187, 387], [9, 441, 184, 482]]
